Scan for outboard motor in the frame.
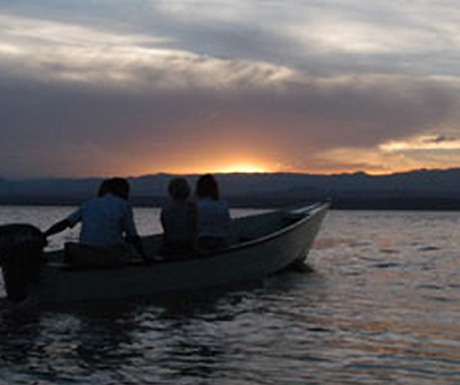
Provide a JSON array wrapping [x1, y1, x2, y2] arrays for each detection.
[[0, 224, 45, 302]]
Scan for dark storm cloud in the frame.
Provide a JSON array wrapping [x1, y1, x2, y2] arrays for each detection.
[[423, 135, 457, 144], [2, 0, 460, 176], [1, 59, 457, 176]]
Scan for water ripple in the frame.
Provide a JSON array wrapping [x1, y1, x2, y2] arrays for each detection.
[[1, 208, 460, 384]]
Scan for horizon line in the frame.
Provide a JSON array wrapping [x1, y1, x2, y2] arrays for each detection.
[[2, 166, 460, 181]]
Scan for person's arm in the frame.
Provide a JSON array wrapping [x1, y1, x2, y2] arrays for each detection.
[[123, 205, 152, 264], [43, 219, 71, 237], [160, 207, 169, 243], [45, 207, 83, 238], [187, 202, 198, 250], [126, 234, 151, 263], [223, 201, 233, 237], [160, 207, 166, 231]]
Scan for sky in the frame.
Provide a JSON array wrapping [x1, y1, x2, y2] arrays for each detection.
[[2, 0, 460, 178]]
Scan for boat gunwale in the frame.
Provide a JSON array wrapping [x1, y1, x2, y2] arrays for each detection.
[[218, 202, 328, 253]]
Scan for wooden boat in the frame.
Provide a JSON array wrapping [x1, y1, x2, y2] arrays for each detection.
[[1, 202, 329, 306]]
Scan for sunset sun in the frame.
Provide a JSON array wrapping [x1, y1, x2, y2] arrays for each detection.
[[213, 163, 269, 173]]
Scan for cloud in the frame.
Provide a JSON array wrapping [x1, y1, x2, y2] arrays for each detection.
[[2, 65, 458, 176], [150, 0, 460, 77], [424, 135, 457, 144], [0, 13, 296, 92], [380, 135, 460, 152], [2, 1, 460, 177]]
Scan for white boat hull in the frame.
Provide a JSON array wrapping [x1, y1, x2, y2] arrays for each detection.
[[33, 203, 329, 306]]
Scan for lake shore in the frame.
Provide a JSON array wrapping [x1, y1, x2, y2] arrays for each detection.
[[2, 195, 460, 210]]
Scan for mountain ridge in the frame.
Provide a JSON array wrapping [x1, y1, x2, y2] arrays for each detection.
[[2, 168, 460, 209]]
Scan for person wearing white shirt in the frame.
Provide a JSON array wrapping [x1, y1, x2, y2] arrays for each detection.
[[160, 177, 198, 258], [195, 174, 232, 251], [44, 178, 149, 265]]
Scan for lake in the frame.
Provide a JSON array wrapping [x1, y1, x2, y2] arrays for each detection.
[[1, 206, 460, 384]]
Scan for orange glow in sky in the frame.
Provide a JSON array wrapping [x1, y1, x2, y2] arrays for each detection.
[[147, 155, 277, 175], [172, 161, 272, 175], [123, 155, 277, 177], [211, 163, 269, 173]]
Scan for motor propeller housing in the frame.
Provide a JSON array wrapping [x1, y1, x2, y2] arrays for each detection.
[[0, 224, 46, 301]]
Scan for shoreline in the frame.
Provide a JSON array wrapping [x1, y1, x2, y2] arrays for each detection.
[[2, 196, 460, 211]]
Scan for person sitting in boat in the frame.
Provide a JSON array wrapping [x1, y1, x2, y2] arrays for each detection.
[[160, 177, 198, 258], [195, 174, 233, 251], [44, 178, 150, 265]]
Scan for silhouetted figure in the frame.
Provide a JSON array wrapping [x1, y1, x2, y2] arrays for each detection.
[[160, 177, 198, 258], [195, 174, 232, 251], [44, 178, 149, 265]]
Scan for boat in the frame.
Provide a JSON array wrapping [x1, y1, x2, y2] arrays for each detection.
[[0, 202, 329, 306]]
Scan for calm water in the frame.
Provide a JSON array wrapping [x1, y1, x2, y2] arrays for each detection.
[[1, 206, 460, 384]]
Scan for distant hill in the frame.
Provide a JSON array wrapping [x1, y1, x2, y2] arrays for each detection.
[[2, 169, 460, 209]]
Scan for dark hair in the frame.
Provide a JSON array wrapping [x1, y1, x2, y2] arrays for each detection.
[[107, 177, 130, 200], [168, 177, 190, 201], [97, 179, 111, 197], [196, 174, 219, 200]]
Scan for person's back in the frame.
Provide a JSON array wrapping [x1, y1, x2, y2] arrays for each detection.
[[161, 178, 197, 257], [70, 193, 136, 248], [195, 174, 232, 251], [196, 198, 231, 240], [44, 178, 149, 265]]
